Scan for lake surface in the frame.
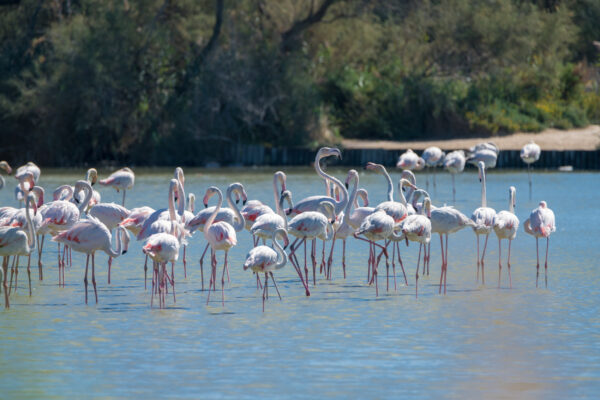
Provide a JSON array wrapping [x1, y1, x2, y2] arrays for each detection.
[[1, 167, 599, 399]]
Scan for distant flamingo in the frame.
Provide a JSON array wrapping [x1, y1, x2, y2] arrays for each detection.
[[396, 149, 425, 171], [422, 146, 445, 191], [494, 186, 520, 288], [0, 193, 37, 308], [245, 171, 286, 245], [443, 150, 466, 202], [520, 141, 541, 200], [0, 161, 11, 190], [243, 228, 290, 311], [15, 162, 41, 184], [88, 202, 131, 284], [251, 190, 292, 245], [202, 186, 243, 306], [471, 161, 497, 284], [401, 197, 432, 298], [53, 218, 129, 304], [524, 201, 556, 288], [99, 167, 135, 206], [467, 143, 499, 169]]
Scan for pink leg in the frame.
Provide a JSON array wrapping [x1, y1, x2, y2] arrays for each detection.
[[327, 237, 336, 280], [439, 234, 445, 294], [545, 237, 549, 288], [92, 253, 98, 304], [304, 239, 309, 286], [396, 241, 407, 286], [183, 245, 187, 278], [144, 254, 148, 290], [262, 273, 268, 312], [199, 243, 209, 291], [288, 238, 310, 296], [476, 235, 480, 283], [83, 254, 90, 304], [221, 251, 228, 306], [508, 239, 513, 288], [498, 238, 502, 288], [206, 250, 215, 305], [415, 244, 422, 299], [342, 240, 347, 279], [270, 272, 282, 300], [38, 235, 44, 281], [3, 257, 9, 308], [108, 257, 112, 285], [27, 254, 32, 296], [171, 261, 176, 303], [444, 235, 448, 294], [481, 234, 489, 285], [311, 239, 317, 285], [535, 238, 540, 288]]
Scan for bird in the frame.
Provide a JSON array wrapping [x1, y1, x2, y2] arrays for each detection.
[[99, 167, 135, 206], [287, 200, 335, 294], [15, 162, 41, 185], [202, 186, 244, 306], [494, 186, 520, 288], [520, 141, 541, 200], [245, 171, 286, 245], [243, 228, 290, 312], [396, 149, 425, 171], [422, 146, 445, 191], [88, 202, 131, 284], [0, 161, 12, 191], [347, 189, 375, 230], [251, 189, 291, 246], [443, 150, 466, 203], [53, 217, 129, 304], [471, 161, 497, 285], [467, 143, 499, 169], [0, 193, 37, 308], [73, 168, 102, 210], [524, 201, 555, 288], [401, 197, 432, 298]]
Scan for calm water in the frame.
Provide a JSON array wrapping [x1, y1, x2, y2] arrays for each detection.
[[1, 167, 599, 399]]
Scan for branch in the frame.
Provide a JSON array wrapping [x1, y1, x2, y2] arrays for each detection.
[[280, 0, 338, 53]]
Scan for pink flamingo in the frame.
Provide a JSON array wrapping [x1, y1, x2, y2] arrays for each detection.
[[202, 186, 243, 306], [88, 202, 131, 284], [347, 189, 374, 230], [520, 141, 541, 200], [493, 186, 520, 288], [99, 167, 134, 206], [0, 193, 37, 308], [53, 218, 129, 304], [243, 228, 289, 312], [396, 149, 425, 171], [242, 171, 285, 237], [401, 197, 432, 298], [38, 180, 93, 286], [524, 201, 555, 288], [422, 146, 445, 191], [443, 150, 466, 203], [471, 161, 496, 284]]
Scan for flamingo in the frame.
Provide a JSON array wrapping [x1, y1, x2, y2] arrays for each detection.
[[99, 167, 135, 206], [443, 150, 466, 202], [202, 186, 244, 306], [524, 201, 555, 288], [0, 161, 11, 190], [520, 141, 541, 200], [88, 202, 131, 284], [347, 189, 374, 230], [243, 228, 290, 311], [287, 200, 335, 294], [422, 146, 445, 191], [467, 143, 499, 169], [74, 168, 101, 210], [13, 171, 35, 205], [251, 189, 292, 245], [401, 197, 432, 298], [15, 162, 41, 184], [494, 186, 520, 288], [396, 149, 425, 171], [471, 161, 497, 284], [187, 183, 246, 289], [53, 218, 129, 304], [0, 193, 37, 308], [242, 171, 285, 235], [38, 180, 93, 285]]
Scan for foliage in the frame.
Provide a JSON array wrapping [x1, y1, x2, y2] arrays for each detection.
[[0, 0, 599, 165]]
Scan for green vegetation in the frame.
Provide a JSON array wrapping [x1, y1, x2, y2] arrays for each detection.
[[1, 0, 599, 165]]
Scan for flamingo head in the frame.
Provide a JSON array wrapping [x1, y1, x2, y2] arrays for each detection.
[[32, 186, 44, 208], [203, 186, 219, 208], [0, 161, 11, 175], [86, 168, 98, 186], [317, 147, 342, 161], [365, 162, 384, 174], [539, 200, 547, 208], [274, 171, 287, 194], [509, 186, 516, 208]]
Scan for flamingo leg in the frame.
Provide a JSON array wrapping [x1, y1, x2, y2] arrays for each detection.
[[508, 239, 512, 289], [342, 240, 347, 279], [3, 257, 10, 308], [451, 174, 456, 203], [476, 235, 480, 283], [304, 239, 308, 287], [182, 245, 187, 278], [269, 272, 282, 301], [199, 243, 209, 291], [256, 273, 263, 290], [150, 262, 155, 307], [444, 234, 448, 295], [288, 238, 310, 296], [439, 234, 445, 294], [108, 256, 112, 285], [262, 273, 268, 312], [498, 238, 502, 288], [545, 237, 549, 288], [536, 237, 540, 288], [27, 254, 32, 296], [9, 256, 17, 295], [221, 251, 228, 306], [415, 243, 422, 299], [122, 190, 126, 207], [57, 242, 61, 286], [171, 261, 176, 303], [481, 234, 489, 285], [327, 236, 336, 280], [83, 254, 89, 304], [144, 254, 148, 290], [206, 249, 214, 305], [92, 253, 98, 304], [396, 241, 408, 286], [38, 235, 44, 281], [311, 239, 317, 285]]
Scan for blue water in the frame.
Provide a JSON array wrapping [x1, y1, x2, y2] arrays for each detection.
[[1, 167, 599, 399]]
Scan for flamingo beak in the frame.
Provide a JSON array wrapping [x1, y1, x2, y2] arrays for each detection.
[[285, 209, 292, 216], [345, 182, 349, 189], [236, 199, 239, 204], [243, 199, 247, 206], [122, 249, 127, 255], [204, 202, 208, 208]]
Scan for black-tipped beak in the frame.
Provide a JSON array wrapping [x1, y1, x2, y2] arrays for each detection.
[[281, 189, 284, 195], [284, 244, 289, 250], [204, 203, 208, 208], [122, 250, 127, 255], [286, 209, 292, 216], [74, 197, 80, 204], [91, 182, 95, 186], [330, 219, 335, 224], [236, 199, 239, 204], [174, 196, 178, 202], [243, 199, 247, 206], [345, 182, 349, 189]]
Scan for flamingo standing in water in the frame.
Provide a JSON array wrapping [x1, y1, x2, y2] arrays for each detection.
[[243, 228, 290, 311], [202, 186, 244, 306], [0, 193, 37, 308], [242, 171, 285, 240], [467, 143, 499, 169], [99, 167, 135, 206], [248, 171, 288, 245], [422, 146, 445, 191], [494, 186, 520, 288], [471, 161, 497, 284], [401, 197, 432, 298], [524, 201, 555, 288], [520, 141, 541, 200], [53, 218, 129, 304], [396, 149, 425, 171], [443, 150, 466, 203], [0, 161, 12, 190]]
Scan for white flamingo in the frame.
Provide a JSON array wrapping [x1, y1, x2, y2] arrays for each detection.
[[202, 186, 244, 306], [242, 171, 285, 236], [246, 171, 287, 245], [53, 218, 129, 304], [524, 201, 556, 288], [243, 228, 289, 312], [443, 150, 466, 202], [467, 143, 499, 169], [99, 167, 135, 206], [422, 146, 445, 191], [0, 193, 37, 308], [0, 161, 12, 190], [401, 197, 432, 298], [471, 161, 497, 284], [520, 141, 541, 200], [396, 149, 425, 171], [493, 186, 520, 288]]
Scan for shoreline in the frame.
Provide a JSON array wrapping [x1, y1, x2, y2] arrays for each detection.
[[341, 125, 600, 151]]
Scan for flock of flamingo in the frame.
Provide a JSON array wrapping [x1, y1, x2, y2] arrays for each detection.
[[0, 141, 556, 311]]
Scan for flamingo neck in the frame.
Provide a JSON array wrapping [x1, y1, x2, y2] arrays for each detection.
[[25, 195, 36, 250], [273, 233, 288, 270], [509, 191, 515, 214], [481, 167, 487, 208], [77, 183, 93, 215], [226, 185, 245, 232], [204, 190, 223, 241], [382, 168, 393, 202], [278, 195, 289, 231], [397, 179, 409, 206], [273, 174, 282, 215], [342, 175, 359, 225], [106, 226, 123, 258], [315, 154, 348, 215]]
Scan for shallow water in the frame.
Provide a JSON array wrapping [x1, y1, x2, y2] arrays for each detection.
[[1, 167, 599, 399]]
